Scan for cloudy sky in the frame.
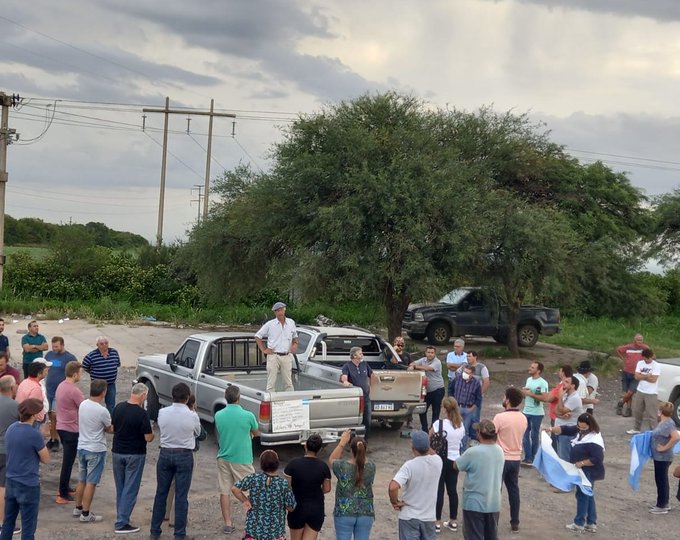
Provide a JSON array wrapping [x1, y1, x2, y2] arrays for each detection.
[[2, 0, 679, 244]]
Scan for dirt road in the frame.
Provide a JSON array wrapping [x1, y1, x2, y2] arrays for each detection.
[[3, 319, 675, 539]]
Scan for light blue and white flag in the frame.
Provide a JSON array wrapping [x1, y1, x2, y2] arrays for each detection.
[[533, 431, 593, 495], [629, 430, 680, 491]]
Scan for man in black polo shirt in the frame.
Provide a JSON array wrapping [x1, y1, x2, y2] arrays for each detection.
[[111, 383, 154, 534], [340, 347, 376, 438]]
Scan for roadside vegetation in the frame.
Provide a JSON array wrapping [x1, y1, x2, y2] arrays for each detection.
[[3, 93, 680, 359]]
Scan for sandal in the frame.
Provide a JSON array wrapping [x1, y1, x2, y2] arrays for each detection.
[[443, 521, 458, 531]]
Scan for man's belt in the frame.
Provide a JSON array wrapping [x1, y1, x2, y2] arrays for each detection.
[[273, 351, 290, 355]]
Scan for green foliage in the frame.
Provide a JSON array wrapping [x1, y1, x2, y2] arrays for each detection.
[[651, 188, 680, 264], [543, 315, 680, 358]]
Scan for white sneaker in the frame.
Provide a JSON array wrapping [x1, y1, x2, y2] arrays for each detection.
[[625, 429, 641, 435], [72, 508, 82, 517], [566, 523, 585, 533], [584, 524, 597, 533], [649, 506, 669, 514], [79, 513, 103, 523]]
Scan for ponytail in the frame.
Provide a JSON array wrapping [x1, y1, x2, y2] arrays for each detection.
[[351, 437, 367, 487], [442, 396, 463, 429]]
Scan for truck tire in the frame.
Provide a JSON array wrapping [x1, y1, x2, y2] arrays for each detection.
[[517, 324, 539, 347], [407, 332, 426, 341], [673, 396, 680, 425], [145, 381, 160, 421], [427, 322, 451, 346]]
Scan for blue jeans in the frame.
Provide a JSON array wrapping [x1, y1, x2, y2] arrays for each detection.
[[0, 479, 40, 540], [113, 453, 147, 529], [460, 406, 476, 448], [468, 398, 482, 440], [502, 460, 520, 527], [334, 515, 374, 540], [105, 382, 116, 414], [150, 449, 194, 538], [574, 484, 597, 526], [398, 518, 436, 540], [522, 414, 544, 463], [557, 434, 573, 461]]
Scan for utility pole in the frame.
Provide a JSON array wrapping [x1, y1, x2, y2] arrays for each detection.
[[203, 99, 214, 221], [191, 184, 203, 223], [143, 99, 235, 246], [0, 92, 17, 289]]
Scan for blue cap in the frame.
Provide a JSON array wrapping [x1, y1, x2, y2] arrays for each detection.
[[411, 430, 430, 452]]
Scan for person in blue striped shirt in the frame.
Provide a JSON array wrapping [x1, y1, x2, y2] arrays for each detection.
[[82, 337, 120, 414]]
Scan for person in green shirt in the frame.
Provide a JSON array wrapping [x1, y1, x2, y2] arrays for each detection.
[[20, 321, 48, 380], [214, 386, 259, 535]]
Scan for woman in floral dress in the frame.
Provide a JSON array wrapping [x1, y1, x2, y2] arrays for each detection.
[[232, 450, 296, 540]]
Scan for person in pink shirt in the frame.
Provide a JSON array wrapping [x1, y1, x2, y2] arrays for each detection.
[[15, 360, 51, 423], [493, 387, 528, 534], [54, 361, 84, 503]]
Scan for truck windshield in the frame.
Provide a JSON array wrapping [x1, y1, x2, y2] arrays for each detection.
[[439, 288, 470, 305]]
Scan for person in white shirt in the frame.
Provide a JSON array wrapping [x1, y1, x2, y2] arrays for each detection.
[[150, 383, 201, 540], [576, 361, 600, 414], [627, 349, 661, 435], [445, 339, 466, 381], [255, 302, 298, 392], [389, 430, 443, 540]]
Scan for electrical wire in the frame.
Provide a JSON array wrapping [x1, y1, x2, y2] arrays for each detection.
[[231, 136, 264, 173], [14, 101, 56, 144], [187, 133, 228, 172], [143, 132, 205, 181]]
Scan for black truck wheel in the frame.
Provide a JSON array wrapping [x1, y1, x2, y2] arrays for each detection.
[[427, 322, 451, 345], [144, 381, 160, 421], [517, 324, 539, 347]]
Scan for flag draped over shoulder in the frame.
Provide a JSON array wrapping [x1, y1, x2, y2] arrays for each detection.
[[628, 430, 680, 491], [533, 431, 593, 495]]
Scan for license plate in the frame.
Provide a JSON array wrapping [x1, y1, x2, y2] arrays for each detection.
[[373, 403, 394, 411]]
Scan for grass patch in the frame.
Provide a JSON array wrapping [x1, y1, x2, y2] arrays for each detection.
[[4, 245, 50, 259], [543, 316, 680, 358]]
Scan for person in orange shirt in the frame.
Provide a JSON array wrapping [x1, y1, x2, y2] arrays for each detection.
[[15, 360, 51, 424], [493, 387, 528, 534]]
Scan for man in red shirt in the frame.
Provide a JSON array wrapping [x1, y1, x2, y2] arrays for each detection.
[[0, 354, 20, 386], [616, 334, 649, 417], [15, 360, 51, 424]]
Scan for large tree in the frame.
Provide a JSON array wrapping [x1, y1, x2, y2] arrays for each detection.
[[652, 188, 680, 265]]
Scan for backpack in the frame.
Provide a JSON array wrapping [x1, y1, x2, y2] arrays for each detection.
[[430, 419, 448, 460]]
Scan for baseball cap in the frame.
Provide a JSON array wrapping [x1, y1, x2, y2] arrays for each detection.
[[271, 302, 287, 311], [31, 358, 53, 367], [411, 430, 431, 452]]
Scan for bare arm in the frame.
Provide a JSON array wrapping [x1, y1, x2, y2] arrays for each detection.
[[231, 485, 252, 512], [38, 446, 50, 464], [38, 342, 49, 352], [290, 338, 298, 354], [251, 428, 261, 438], [388, 479, 405, 510], [328, 430, 351, 467], [322, 478, 331, 494], [144, 432, 155, 442], [657, 429, 680, 452], [481, 376, 490, 394], [255, 337, 272, 356]]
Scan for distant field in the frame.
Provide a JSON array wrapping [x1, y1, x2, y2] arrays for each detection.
[[543, 315, 680, 358], [4, 245, 51, 259]]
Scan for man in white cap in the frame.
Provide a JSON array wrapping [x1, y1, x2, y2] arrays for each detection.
[[255, 302, 298, 392]]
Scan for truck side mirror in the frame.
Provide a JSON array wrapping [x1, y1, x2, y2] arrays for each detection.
[[462, 301, 470, 311], [166, 353, 177, 372]]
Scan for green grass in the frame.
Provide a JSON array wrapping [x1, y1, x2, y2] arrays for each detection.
[[543, 315, 680, 359], [4, 245, 50, 259]]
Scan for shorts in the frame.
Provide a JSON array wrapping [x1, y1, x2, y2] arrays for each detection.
[[77, 450, 106, 485], [47, 394, 57, 412], [287, 503, 325, 531], [217, 459, 254, 494], [0, 454, 6, 487], [621, 371, 638, 393]]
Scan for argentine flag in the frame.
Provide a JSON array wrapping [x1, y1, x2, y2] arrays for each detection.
[[533, 431, 593, 495], [628, 430, 680, 491]]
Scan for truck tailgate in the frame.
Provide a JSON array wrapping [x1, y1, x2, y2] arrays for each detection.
[[371, 371, 425, 404], [269, 389, 362, 429]]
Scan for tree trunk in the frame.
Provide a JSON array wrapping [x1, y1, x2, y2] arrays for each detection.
[[506, 303, 520, 357], [385, 290, 411, 343]]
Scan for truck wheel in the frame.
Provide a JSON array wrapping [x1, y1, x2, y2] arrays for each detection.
[[517, 325, 539, 347], [673, 396, 680, 425], [144, 381, 160, 421], [407, 332, 426, 341], [427, 323, 451, 345]]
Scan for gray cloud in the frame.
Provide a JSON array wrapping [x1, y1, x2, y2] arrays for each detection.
[[486, 0, 680, 22], [105, 0, 385, 100]]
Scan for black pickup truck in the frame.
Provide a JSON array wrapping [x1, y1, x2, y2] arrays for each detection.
[[402, 287, 561, 347]]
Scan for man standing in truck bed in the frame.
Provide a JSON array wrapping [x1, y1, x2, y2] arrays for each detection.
[[255, 302, 298, 392]]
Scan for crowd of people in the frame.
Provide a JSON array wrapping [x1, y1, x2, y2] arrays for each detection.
[[0, 317, 679, 540]]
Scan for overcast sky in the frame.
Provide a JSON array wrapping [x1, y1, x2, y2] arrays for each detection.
[[2, 0, 679, 244]]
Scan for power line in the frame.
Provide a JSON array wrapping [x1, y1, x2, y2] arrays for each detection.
[[187, 133, 228, 172], [231, 136, 264, 173], [143, 131, 205, 181], [14, 101, 56, 144], [567, 147, 680, 167], [7, 186, 160, 208]]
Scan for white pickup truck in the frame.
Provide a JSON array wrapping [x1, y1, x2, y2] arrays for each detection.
[[296, 326, 427, 428], [135, 332, 366, 446], [658, 358, 680, 423]]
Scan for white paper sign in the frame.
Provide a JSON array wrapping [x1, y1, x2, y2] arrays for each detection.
[[272, 399, 310, 433]]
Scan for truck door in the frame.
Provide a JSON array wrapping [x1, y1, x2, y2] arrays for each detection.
[[163, 338, 200, 402], [455, 289, 496, 336]]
